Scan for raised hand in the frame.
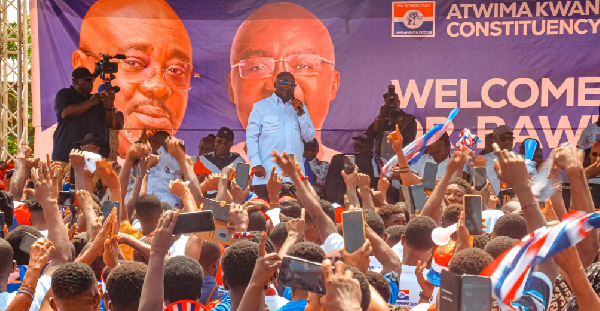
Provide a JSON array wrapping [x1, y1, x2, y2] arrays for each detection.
[[553, 145, 584, 171], [250, 232, 282, 286], [271, 151, 301, 180], [169, 179, 190, 197], [377, 175, 390, 194], [151, 210, 180, 257], [221, 164, 235, 181], [291, 98, 305, 116], [286, 208, 306, 239], [472, 155, 487, 167], [28, 238, 55, 270], [585, 157, 600, 180], [341, 166, 359, 188], [166, 137, 187, 163], [146, 154, 159, 170], [201, 173, 221, 192], [387, 124, 404, 155], [125, 142, 151, 163], [447, 146, 472, 174], [69, 149, 87, 170], [492, 143, 529, 189], [357, 173, 371, 189], [267, 166, 283, 201], [322, 260, 363, 311], [16, 138, 32, 159], [231, 178, 251, 204], [415, 260, 435, 298], [340, 240, 373, 273], [31, 162, 55, 206], [228, 203, 249, 232]]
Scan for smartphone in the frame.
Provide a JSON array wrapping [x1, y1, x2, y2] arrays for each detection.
[[422, 162, 438, 190], [288, 153, 295, 161], [173, 211, 215, 235], [343, 155, 355, 175], [58, 191, 75, 207], [439, 270, 491, 311], [0, 212, 4, 239], [401, 185, 415, 214], [410, 184, 427, 212], [463, 195, 483, 235], [102, 201, 120, 222], [472, 167, 487, 192], [235, 162, 251, 190], [69, 205, 78, 227], [203, 199, 230, 223], [388, 85, 396, 103], [279, 256, 327, 295], [341, 210, 366, 254], [19, 232, 39, 254], [5, 169, 13, 179]]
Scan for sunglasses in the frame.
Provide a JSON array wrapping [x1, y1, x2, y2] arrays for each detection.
[[499, 136, 515, 143], [279, 80, 297, 87]]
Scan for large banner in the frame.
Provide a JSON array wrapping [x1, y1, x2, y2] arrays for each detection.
[[32, 0, 600, 161]]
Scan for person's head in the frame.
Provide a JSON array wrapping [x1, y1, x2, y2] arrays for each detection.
[[493, 214, 528, 240], [215, 127, 234, 157], [377, 204, 407, 228], [247, 210, 267, 232], [352, 133, 375, 157], [288, 241, 326, 264], [75, 0, 193, 158], [134, 194, 163, 233], [50, 262, 100, 311], [71, 67, 96, 95], [445, 178, 473, 205], [304, 200, 336, 243], [198, 134, 216, 156], [164, 256, 204, 304], [384, 225, 406, 248], [76, 133, 104, 154], [305, 264, 370, 311], [221, 240, 258, 291], [269, 222, 288, 252], [228, 2, 339, 130], [493, 125, 515, 151], [364, 209, 385, 238], [483, 133, 494, 155], [279, 200, 302, 219], [591, 141, 600, 165], [448, 248, 494, 275], [149, 131, 170, 153], [484, 236, 517, 259], [473, 233, 492, 250], [365, 270, 391, 303], [199, 240, 222, 277], [0, 239, 15, 283], [105, 262, 147, 311], [425, 132, 451, 159], [5, 225, 43, 265], [403, 216, 437, 261], [272, 72, 297, 103], [441, 204, 462, 228], [303, 139, 320, 161], [24, 197, 44, 226]]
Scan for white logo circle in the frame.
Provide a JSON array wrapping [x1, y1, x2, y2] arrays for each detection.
[[404, 10, 424, 29]]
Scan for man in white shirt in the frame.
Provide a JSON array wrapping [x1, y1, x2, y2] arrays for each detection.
[[147, 131, 182, 208], [577, 106, 600, 150], [246, 72, 316, 200]]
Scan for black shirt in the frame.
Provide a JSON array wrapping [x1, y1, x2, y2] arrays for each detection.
[[52, 86, 106, 162]]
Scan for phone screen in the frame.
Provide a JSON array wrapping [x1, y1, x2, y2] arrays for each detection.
[[472, 167, 487, 191], [58, 191, 74, 207], [343, 155, 355, 175], [401, 186, 414, 214], [19, 232, 39, 254], [279, 256, 327, 295], [203, 199, 230, 223], [461, 275, 492, 311], [69, 206, 78, 227], [173, 211, 215, 235], [423, 162, 438, 190], [464, 195, 483, 235], [235, 163, 251, 190], [5, 169, 13, 179], [342, 211, 365, 254], [102, 201, 120, 222], [410, 184, 427, 212], [0, 212, 4, 239]]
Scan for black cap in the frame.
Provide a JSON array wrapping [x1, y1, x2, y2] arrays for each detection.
[[493, 125, 513, 137], [76, 133, 104, 147], [72, 67, 96, 79], [352, 132, 375, 145], [216, 127, 234, 142], [304, 138, 319, 148]]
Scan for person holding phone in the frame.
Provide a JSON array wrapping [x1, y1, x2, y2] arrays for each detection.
[[246, 72, 316, 200]]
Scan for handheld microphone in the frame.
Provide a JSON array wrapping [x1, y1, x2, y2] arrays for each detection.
[[289, 91, 303, 114]]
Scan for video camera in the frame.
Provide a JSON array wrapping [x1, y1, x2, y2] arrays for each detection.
[[93, 53, 126, 87], [383, 85, 402, 119]]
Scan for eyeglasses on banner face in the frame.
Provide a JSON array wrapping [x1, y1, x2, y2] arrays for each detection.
[[81, 50, 200, 92], [278, 80, 297, 87], [231, 54, 335, 79]]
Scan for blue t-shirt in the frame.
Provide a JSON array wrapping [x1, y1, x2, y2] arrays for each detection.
[[274, 299, 307, 311], [510, 272, 553, 311], [210, 291, 231, 311]]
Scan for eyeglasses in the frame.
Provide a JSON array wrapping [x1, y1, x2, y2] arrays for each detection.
[[231, 54, 335, 79], [81, 50, 200, 92], [499, 136, 515, 143], [279, 80, 297, 87]]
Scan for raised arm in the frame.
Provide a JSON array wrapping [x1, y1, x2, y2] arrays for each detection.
[[9, 141, 38, 200], [388, 125, 421, 186], [364, 225, 402, 275], [69, 150, 93, 192], [342, 167, 360, 209], [278, 209, 305, 259], [169, 179, 198, 212], [95, 159, 126, 223], [554, 246, 600, 311], [167, 138, 205, 205], [75, 190, 98, 242], [357, 173, 375, 210], [119, 143, 151, 205]]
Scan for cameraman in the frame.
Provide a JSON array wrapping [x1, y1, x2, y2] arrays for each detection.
[[52, 67, 123, 166], [366, 87, 417, 155]]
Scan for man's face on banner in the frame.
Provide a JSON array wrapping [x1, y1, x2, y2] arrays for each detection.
[[228, 2, 340, 130], [73, 0, 193, 157]]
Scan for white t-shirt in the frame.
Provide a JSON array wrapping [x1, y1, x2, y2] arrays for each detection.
[[395, 265, 438, 310], [409, 154, 449, 180], [577, 123, 600, 150], [391, 243, 404, 260], [265, 295, 290, 310], [169, 235, 190, 257], [321, 233, 344, 254], [0, 275, 52, 311]]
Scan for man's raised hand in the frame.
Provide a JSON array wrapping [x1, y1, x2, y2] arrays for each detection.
[[151, 210, 180, 257], [492, 143, 529, 189]]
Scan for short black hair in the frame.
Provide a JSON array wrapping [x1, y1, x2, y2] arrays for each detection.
[[279, 200, 302, 219], [164, 256, 204, 303], [276, 71, 294, 81], [52, 262, 97, 301], [494, 214, 528, 240], [304, 199, 336, 224], [473, 233, 492, 250], [404, 216, 437, 251], [0, 239, 14, 276], [106, 262, 147, 311], [377, 204, 402, 222], [345, 266, 371, 311], [199, 240, 221, 266], [222, 240, 258, 290], [365, 270, 390, 302], [5, 225, 43, 265], [484, 236, 518, 259], [248, 231, 277, 254], [247, 210, 267, 232], [449, 178, 473, 194], [287, 241, 325, 263], [160, 202, 171, 212], [448, 248, 493, 275], [269, 223, 288, 248], [385, 225, 406, 246], [135, 194, 163, 227], [364, 209, 385, 237], [280, 183, 296, 199], [24, 198, 43, 212], [442, 204, 462, 225]]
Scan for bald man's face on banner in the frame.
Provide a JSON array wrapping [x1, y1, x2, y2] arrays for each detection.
[[228, 2, 340, 130], [73, 0, 193, 157]]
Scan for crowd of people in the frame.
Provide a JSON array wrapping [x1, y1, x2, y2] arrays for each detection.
[[0, 68, 599, 311]]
